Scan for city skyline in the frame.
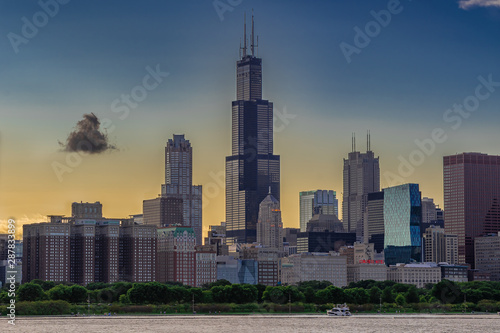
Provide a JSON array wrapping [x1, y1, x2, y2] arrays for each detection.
[[2, 1, 500, 237]]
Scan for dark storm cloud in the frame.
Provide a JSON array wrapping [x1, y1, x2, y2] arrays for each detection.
[[59, 113, 116, 154]]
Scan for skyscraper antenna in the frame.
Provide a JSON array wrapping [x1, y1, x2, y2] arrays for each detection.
[[243, 13, 247, 58], [369, 130, 371, 151], [256, 35, 259, 57], [354, 133, 356, 152], [251, 9, 255, 56], [351, 133, 353, 152], [367, 130, 369, 152]]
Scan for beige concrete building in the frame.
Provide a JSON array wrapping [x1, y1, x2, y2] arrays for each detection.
[[281, 252, 347, 287], [347, 263, 387, 284], [423, 226, 458, 264], [257, 192, 283, 251], [475, 232, 500, 281], [195, 245, 217, 287], [353, 242, 376, 263], [387, 263, 441, 288]]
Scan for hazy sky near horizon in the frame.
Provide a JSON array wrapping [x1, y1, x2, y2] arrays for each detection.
[[1, 0, 500, 236]]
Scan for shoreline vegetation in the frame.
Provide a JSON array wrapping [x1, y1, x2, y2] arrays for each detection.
[[13, 313, 500, 318], [3, 279, 500, 316]]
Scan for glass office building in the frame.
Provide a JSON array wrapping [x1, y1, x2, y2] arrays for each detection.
[[299, 190, 339, 232], [444, 153, 500, 266], [384, 183, 422, 266]]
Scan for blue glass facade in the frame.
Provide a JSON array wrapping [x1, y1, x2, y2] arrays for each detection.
[[216, 257, 258, 284], [384, 183, 422, 266]]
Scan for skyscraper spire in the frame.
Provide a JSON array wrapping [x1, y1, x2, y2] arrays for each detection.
[[367, 130, 369, 152], [251, 9, 255, 56], [256, 35, 259, 57], [243, 13, 247, 58]]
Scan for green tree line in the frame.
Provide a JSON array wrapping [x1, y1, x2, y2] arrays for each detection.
[[3, 279, 500, 309]]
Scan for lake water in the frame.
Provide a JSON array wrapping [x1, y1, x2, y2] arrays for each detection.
[[5, 314, 500, 333]]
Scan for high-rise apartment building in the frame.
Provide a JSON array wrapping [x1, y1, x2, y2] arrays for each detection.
[[257, 191, 283, 251], [161, 134, 203, 245], [70, 220, 95, 285], [423, 225, 458, 265], [342, 134, 380, 240], [23, 209, 154, 284], [23, 221, 71, 283], [384, 183, 422, 266], [299, 190, 338, 232], [225, 16, 280, 244], [95, 220, 120, 283], [444, 153, 500, 266], [22, 216, 120, 285], [119, 222, 157, 282]]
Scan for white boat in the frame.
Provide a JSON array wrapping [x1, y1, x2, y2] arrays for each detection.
[[327, 303, 352, 316]]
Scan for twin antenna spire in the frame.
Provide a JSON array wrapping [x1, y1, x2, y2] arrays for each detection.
[[351, 131, 371, 152], [240, 10, 258, 58]]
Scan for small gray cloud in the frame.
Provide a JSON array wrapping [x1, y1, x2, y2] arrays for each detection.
[[459, 0, 500, 9], [59, 113, 116, 154]]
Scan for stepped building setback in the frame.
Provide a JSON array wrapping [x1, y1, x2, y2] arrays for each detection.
[[225, 15, 280, 245]]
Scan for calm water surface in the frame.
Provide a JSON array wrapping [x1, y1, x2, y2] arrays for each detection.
[[5, 314, 500, 333]]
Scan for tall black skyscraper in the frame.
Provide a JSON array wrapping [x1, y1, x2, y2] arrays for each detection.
[[225, 15, 280, 244]]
